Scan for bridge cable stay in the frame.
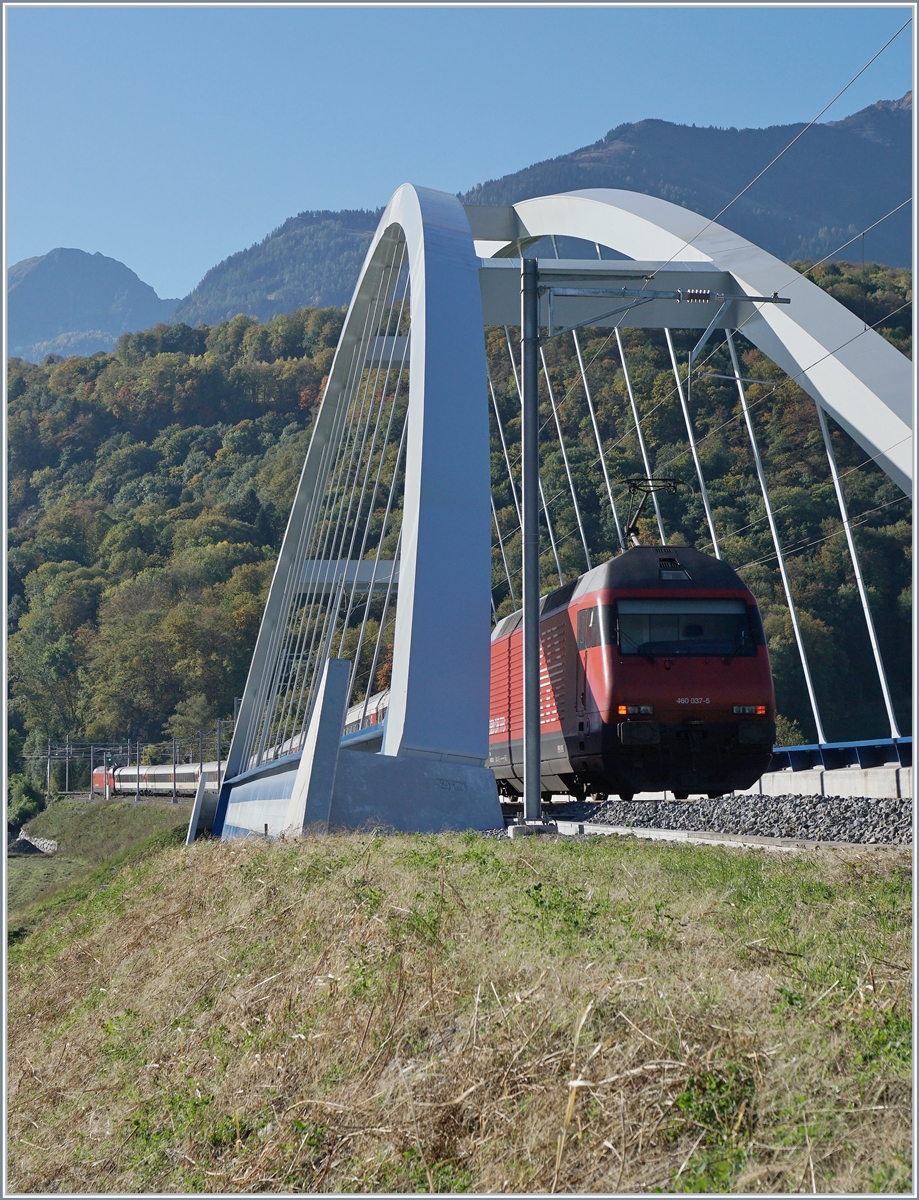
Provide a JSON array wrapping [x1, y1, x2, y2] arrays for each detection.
[[571, 329, 625, 547], [359, 526, 402, 730], [491, 495, 517, 609], [614, 328, 667, 545], [245, 242, 405, 765], [314, 246, 408, 732], [539, 477, 564, 585], [240, 235, 411, 767], [264, 243, 407, 759], [547, 235, 664, 557], [550, 234, 661, 554], [724, 329, 827, 745], [298, 250, 410, 740], [494, 265, 902, 750], [641, 294, 909, 518], [539, 343, 592, 572], [507, 255, 896, 750], [812, 395, 902, 740], [664, 328, 721, 558], [486, 359, 522, 526], [294, 247, 408, 727], [502, 326, 565, 585], [483, 388, 519, 609], [346, 413, 408, 718], [332, 274, 411, 661]]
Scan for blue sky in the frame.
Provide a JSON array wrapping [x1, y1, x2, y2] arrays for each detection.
[[5, 4, 914, 298]]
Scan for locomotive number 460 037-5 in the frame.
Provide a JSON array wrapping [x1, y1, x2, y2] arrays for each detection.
[[676, 696, 710, 705]]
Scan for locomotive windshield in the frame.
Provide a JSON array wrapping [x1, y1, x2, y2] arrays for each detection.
[[617, 598, 756, 657]]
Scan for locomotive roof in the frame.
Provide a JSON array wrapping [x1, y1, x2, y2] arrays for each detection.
[[570, 545, 751, 600], [492, 546, 752, 640]]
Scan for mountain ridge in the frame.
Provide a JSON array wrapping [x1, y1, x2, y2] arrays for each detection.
[[8, 95, 911, 358], [8, 248, 178, 362]]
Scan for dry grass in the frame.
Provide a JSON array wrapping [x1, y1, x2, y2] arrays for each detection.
[[6, 831, 912, 1193]]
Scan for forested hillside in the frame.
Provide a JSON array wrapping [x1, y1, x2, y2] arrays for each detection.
[[172, 209, 382, 327], [7, 262, 911, 780], [462, 96, 912, 267]]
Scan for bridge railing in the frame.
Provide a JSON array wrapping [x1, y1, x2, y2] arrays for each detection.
[[769, 737, 912, 772]]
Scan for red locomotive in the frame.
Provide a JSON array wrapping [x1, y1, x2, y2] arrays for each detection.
[[488, 545, 775, 800]]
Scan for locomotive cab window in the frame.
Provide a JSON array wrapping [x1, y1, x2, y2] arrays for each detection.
[[577, 606, 602, 649], [617, 599, 757, 657]]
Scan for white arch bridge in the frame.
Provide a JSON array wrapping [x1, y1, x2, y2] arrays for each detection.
[[187, 185, 912, 842]]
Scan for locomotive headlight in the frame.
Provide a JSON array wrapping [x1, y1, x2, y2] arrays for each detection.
[[733, 705, 767, 715], [618, 704, 654, 715]]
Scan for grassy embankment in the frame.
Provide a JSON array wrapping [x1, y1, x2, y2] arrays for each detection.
[[7, 831, 911, 1194], [7, 798, 192, 920]]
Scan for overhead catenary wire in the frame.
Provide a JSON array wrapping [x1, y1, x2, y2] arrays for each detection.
[[736, 493, 910, 572], [647, 297, 913, 493], [518, 188, 911, 501], [508, 290, 911, 576], [798, 198, 911, 277], [690, 430, 913, 550]]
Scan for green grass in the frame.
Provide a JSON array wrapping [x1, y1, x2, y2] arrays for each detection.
[[7, 856, 92, 915], [7, 799, 191, 924], [7, 831, 912, 1194]]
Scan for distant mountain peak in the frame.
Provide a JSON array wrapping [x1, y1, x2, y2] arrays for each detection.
[[875, 91, 912, 112], [8, 246, 178, 362]]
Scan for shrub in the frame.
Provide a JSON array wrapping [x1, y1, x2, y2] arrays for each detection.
[[7, 774, 46, 833]]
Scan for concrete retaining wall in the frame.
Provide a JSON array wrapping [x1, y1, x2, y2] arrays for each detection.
[[736, 764, 911, 800], [556, 764, 913, 805]]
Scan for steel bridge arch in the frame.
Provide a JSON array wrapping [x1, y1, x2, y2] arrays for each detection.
[[491, 188, 912, 496], [209, 185, 494, 839]]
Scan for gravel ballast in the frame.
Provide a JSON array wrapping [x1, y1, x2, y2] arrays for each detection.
[[542, 793, 913, 845]]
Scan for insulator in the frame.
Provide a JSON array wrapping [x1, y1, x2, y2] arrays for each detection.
[[685, 288, 711, 303]]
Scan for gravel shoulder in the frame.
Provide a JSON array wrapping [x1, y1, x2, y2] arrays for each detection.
[[540, 793, 913, 845]]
